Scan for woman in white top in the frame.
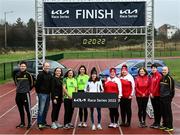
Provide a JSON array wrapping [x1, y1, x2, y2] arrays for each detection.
[[84, 67, 104, 131]]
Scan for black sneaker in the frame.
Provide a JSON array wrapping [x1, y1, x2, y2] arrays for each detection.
[[16, 123, 25, 128], [138, 122, 143, 128], [142, 122, 147, 128], [159, 125, 166, 130], [120, 122, 126, 127], [124, 122, 130, 127], [27, 124, 32, 129], [154, 124, 160, 129], [68, 123, 74, 128], [38, 124, 46, 129], [164, 127, 174, 132], [44, 124, 50, 127], [63, 124, 70, 129], [150, 123, 156, 128]]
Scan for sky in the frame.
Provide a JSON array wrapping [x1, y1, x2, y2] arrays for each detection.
[[0, 0, 180, 28]]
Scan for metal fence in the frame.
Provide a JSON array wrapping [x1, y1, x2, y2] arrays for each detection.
[[0, 53, 64, 82], [0, 61, 19, 81]]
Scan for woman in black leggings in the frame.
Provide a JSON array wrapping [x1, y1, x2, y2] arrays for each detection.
[[76, 65, 89, 128], [51, 67, 63, 129], [135, 67, 150, 128]]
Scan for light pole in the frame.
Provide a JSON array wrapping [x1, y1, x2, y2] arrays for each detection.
[[4, 11, 13, 49]]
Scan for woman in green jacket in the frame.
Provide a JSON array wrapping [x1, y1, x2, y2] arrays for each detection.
[[76, 65, 89, 128], [63, 69, 77, 129]]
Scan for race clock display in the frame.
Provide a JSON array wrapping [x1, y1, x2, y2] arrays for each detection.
[[81, 37, 107, 46]]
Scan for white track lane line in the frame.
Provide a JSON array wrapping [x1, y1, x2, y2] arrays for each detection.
[[172, 102, 180, 109], [72, 109, 79, 135], [0, 91, 36, 119], [0, 105, 17, 119], [0, 88, 16, 98], [119, 125, 124, 135], [24, 119, 37, 135]]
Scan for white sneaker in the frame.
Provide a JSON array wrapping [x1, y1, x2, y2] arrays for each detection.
[[82, 122, 87, 127], [108, 123, 114, 128], [51, 122, 57, 129], [97, 124, 102, 130], [55, 122, 63, 128], [78, 122, 83, 127], [113, 123, 119, 128], [91, 124, 96, 130]]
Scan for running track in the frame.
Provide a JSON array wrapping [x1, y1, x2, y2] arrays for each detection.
[[0, 58, 179, 134]]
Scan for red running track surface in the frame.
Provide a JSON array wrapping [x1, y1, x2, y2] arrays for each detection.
[[0, 58, 179, 135]]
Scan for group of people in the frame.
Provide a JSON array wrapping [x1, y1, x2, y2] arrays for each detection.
[[14, 60, 175, 132]]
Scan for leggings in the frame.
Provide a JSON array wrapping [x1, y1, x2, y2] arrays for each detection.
[[136, 97, 148, 122]]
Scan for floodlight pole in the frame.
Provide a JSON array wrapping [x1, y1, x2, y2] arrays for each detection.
[[4, 11, 13, 49]]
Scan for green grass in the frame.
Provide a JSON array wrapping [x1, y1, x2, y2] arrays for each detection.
[[164, 59, 180, 83], [0, 50, 180, 63], [0, 79, 13, 84], [63, 50, 180, 59], [0, 50, 62, 63]]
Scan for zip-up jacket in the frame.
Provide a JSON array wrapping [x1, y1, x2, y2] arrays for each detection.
[[76, 74, 89, 91], [84, 79, 104, 93], [104, 76, 122, 97], [160, 74, 175, 98], [15, 71, 34, 93], [35, 70, 53, 94], [120, 74, 135, 98], [150, 71, 162, 97], [51, 76, 63, 101], [135, 75, 150, 97]]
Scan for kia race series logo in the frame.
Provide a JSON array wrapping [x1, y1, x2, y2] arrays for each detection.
[[51, 10, 70, 19], [119, 9, 139, 18]]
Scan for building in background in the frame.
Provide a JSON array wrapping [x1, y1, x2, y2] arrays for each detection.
[[158, 24, 178, 39]]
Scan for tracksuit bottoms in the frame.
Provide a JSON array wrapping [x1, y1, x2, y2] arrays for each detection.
[[15, 92, 31, 125]]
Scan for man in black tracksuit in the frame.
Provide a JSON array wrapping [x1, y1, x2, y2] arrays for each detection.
[[14, 61, 34, 129], [160, 66, 175, 132], [35, 62, 53, 129]]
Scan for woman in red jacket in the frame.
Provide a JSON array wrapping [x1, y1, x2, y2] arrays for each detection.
[[104, 68, 122, 128], [135, 67, 150, 128], [119, 65, 135, 127], [149, 64, 162, 129]]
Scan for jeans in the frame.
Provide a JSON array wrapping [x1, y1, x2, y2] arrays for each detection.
[[37, 93, 50, 125]]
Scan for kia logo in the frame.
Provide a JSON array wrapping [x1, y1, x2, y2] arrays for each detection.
[[120, 9, 138, 15], [51, 10, 69, 15]]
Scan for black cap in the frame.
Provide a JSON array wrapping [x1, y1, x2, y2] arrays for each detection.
[[91, 67, 97, 75], [151, 63, 157, 68]]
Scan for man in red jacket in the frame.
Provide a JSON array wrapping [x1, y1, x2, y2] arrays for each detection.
[[149, 64, 162, 129]]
